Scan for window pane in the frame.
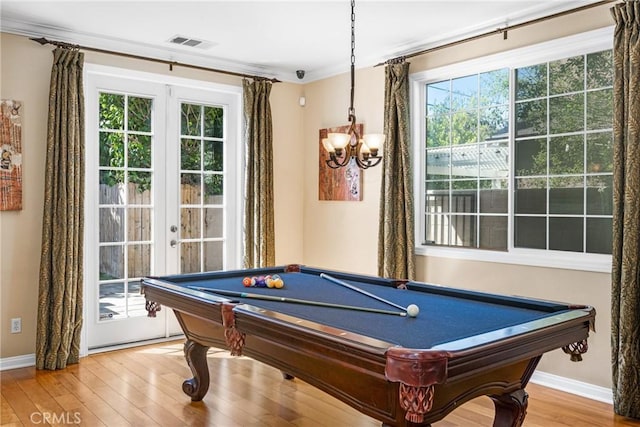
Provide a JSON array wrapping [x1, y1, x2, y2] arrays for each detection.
[[451, 111, 477, 145], [451, 180, 477, 213], [451, 145, 478, 179], [549, 176, 583, 215], [480, 69, 509, 106], [479, 142, 508, 178], [587, 50, 613, 90], [427, 148, 450, 180], [204, 140, 223, 171], [479, 106, 508, 142], [128, 244, 151, 278], [480, 179, 508, 213], [549, 55, 584, 95], [204, 241, 223, 271], [99, 208, 124, 242], [451, 75, 477, 111], [181, 138, 201, 170], [587, 131, 613, 173], [515, 216, 546, 249], [516, 99, 547, 137], [516, 64, 547, 100], [586, 175, 613, 215], [515, 178, 546, 214], [427, 114, 450, 148], [128, 96, 152, 132], [549, 217, 583, 252], [549, 135, 584, 175], [99, 93, 124, 130], [181, 103, 201, 136], [181, 242, 201, 274], [181, 208, 201, 239], [425, 214, 449, 245], [479, 216, 507, 250], [426, 181, 449, 213], [587, 89, 613, 130], [427, 81, 450, 115], [128, 135, 151, 168], [100, 132, 124, 167], [586, 218, 612, 254], [549, 93, 584, 134], [99, 245, 124, 280], [450, 215, 476, 247], [204, 106, 223, 138], [515, 138, 546, 176]]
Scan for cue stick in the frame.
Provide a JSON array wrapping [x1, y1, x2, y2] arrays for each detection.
[[319, 273, 408, 312], [188, 286, 407, 317]]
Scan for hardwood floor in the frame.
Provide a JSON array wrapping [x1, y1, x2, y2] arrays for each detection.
[[1, 340, 639, 426]]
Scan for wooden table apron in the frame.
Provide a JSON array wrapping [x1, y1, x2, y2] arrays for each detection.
[[141, 274, 594, 427]]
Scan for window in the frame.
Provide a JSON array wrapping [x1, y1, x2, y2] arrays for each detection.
[[414, 28, 614, 271]]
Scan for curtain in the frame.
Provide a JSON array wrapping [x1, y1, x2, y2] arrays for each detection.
[[611, 1, 640, 419], [242, 79, 275, 268], [378, 61, 415, 280], [36, 48, 85, 370]]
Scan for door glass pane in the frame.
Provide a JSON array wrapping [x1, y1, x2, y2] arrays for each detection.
[[179, 102, 226, 273], [204, 241, 223, 271], [479, 179, 507, 214], [99, 208, 124, 242], [97, 91, 155, 321], [99, 245, 124, 280], [587, 132, 613, 173], [516, 64, 547, 100], [549, 135, 583, 175], [586, 175, 613, 215], [127, 281, 147, 318], [549, 55, 584, 95], [99, 282, 125, 320], [587, 50, 613, 90], [515, 138, 546, 176], [181, 242, 201, 274], [515, 178, 546, 214], [587, 89, 613, 130], [450, 215, 476, 247], [549, 94, 584, 134], [515, 100, 547, 137]]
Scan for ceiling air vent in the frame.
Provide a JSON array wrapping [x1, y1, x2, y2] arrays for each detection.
[[167, 35, 214, 50]]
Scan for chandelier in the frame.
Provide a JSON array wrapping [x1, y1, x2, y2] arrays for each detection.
[[321, 0, 385, 170]]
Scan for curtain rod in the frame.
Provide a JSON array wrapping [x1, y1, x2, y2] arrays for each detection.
[[30, 36, 281, 83], [377, 0, 618, 66]]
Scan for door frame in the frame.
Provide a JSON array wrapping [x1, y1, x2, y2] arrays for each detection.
[[81, 64, 243, 356]]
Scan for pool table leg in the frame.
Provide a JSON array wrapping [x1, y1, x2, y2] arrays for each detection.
[[490, 389, 528, 427], [182, 339, 210, 401]]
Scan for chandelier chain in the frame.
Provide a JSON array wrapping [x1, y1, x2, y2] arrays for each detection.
[[349, 0, 356, 118]]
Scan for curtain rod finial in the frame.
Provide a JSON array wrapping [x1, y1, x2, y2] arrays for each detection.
[[30, 37, 49, 45]]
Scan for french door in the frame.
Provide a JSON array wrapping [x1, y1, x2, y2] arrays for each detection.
[[84, 67, 241, 349]]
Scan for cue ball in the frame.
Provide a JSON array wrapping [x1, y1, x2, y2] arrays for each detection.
[[406, 304, 420, 318]]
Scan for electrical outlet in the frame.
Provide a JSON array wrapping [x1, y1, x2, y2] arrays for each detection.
[[10, 318, 21, 334]]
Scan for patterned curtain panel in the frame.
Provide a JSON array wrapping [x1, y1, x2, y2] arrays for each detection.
[[611, 1, 640, 419], [242, 79, 275, 268], [36, 48, 85, 370], [378, 62, 415, 280]]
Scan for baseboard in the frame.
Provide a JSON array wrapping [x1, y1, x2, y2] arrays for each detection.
[[0, 352, 613, 405], [0, 353, 35, 371], [531, 370, 613, 404]]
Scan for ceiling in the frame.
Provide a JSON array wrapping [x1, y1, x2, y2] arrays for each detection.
[[1, 0, 604, 83]]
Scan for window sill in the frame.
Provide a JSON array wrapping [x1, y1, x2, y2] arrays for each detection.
[[415, 245, 612, 273]]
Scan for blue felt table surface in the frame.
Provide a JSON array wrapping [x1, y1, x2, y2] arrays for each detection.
[[160, 267, 574, 349]]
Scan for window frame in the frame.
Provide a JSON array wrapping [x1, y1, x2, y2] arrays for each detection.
[[411, 26, 614, 273]]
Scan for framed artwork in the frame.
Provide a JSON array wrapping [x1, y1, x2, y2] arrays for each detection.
[[318, 124, 363, 201], [0, 100, 23, 211]]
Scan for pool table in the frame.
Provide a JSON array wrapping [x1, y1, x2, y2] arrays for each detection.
[[141, 265, 595, 427]]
